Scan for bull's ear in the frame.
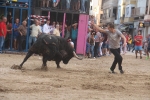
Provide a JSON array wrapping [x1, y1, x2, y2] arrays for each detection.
[[60, 50, 68, 58], [43, 39, 49, 44]]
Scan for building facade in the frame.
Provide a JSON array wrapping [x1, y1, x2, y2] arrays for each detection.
[[101, 0, 150, 39], [90, 0, 103, 25], [101, 0, 118, 25]]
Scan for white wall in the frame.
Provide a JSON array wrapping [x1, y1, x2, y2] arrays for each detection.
[[137, 0, 146, 7]]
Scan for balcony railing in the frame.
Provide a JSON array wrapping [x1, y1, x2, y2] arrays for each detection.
[[132, 7, 146, 17]]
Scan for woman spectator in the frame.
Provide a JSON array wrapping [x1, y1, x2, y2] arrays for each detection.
[[127, 34, 132, 51], [53, 24, 60, 36]]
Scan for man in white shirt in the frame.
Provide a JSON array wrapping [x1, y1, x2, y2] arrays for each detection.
[[43, 20, 51, 34], [50, 21, 56, 34], [29, 20, 42, 48]]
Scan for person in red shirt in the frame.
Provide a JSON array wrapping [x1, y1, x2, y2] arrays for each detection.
[[0, 17, 7, 53], [134, 30, 143, 59]]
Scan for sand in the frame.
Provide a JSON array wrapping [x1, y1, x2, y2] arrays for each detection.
[[0, 53, 150, 100]]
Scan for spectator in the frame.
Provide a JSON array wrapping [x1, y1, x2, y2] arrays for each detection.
[[71, 23, 78, 50], [5, 19, 12, 49], [43, 0, 49, 7], [134, 30, 143, 59], [102, 32, 108, 56], [146, 34, 150, 59], [43, 20, 51, 34], [17, 21, 27, 51], [64, 25, 71, 39], [13, 18, 20, 50], [80, 0, 85, 13], [52, 0, 57, 7], [143, 40, 148, 56], [39, 21, 44, 33], [127, 34, 132, 51], [132, 35, 136, 52], [66, 0, 71, 10], [53, 24, 60, 36], [86, 30, 91, 58], [50, 21, 56, 34], [29, 20, 42, 48], [71, 0, 76, 10], [60, 0, 66, 10], [59, 22, 63, 36], [94, 28, 101, 57], [0, 17, 7, 53], [122, 32, 127, 54], [89, 31, 95, 58]]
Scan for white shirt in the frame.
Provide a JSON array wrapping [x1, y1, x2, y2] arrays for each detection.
[[50, 25, 55, 34], [43, 24, 52, 34], [30, 24, 41, 37]]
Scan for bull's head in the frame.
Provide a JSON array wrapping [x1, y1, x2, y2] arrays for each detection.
[[61, 50, 83, 64]]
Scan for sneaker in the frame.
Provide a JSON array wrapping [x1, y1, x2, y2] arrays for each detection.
[[120, 70, 124, 74], [110, 69, 115, 73]]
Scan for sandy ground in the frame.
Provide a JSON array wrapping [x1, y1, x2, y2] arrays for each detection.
[[0, 53, 150, 100]]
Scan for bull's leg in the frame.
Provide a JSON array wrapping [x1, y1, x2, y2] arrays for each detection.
[[55, 60, 61, 68], [41, 56, 48, 70], [19, 51, 34, 69]]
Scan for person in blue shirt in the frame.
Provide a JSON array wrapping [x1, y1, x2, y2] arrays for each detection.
[[71, 22, 78, 50], [13, 18, 20, 50]]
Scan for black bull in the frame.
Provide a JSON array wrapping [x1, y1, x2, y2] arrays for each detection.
[[19, 34, 82, 70]]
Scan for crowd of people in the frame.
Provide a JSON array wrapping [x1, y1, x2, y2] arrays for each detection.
[[41, 0, 89, 13], [86, 19, 150, 60], [1, 0, 89, 13], [0, 15, 79, 53]]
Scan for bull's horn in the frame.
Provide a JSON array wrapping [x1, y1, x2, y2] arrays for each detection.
[[73, 51, 83, 60]]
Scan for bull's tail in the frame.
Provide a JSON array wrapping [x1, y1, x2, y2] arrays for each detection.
[[19, 51, 34, 69]]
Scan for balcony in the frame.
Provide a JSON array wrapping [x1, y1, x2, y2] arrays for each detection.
[[144, 15, 150, 21], [103, 0, 118, 9], [124, 17, 134, 23], [102, 17, 115, 23], [135, 7, 146, 16]]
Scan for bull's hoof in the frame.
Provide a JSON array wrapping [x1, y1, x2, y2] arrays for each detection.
[[41, 66, 48, 71], [11, 64, 22, 69]]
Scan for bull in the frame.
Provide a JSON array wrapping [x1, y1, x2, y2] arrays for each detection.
[[18, 34, 82, 70]]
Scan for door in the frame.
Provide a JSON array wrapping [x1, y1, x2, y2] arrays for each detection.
[[76, 14, 89, 55]]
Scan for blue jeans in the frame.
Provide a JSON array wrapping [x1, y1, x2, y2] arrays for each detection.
[[90, 44, 94, 57], [66, 0, 71, 9], [86, 42, 90, 53], [81, 0, 85, 12], [29, 36, 37, 48], [0, 36, 4, 53]]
